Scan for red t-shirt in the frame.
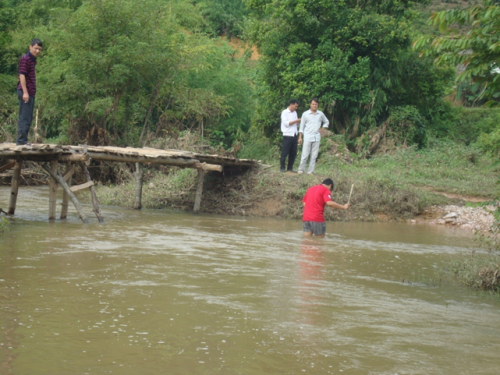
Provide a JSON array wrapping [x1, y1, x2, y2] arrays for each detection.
[[302, 184, 332, 222]]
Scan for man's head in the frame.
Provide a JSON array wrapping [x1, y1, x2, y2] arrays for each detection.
[[310, 98, 319, 112], [288, 99, 299, 111], [29, 38, 43, 57], [322, 178, 334, 191]]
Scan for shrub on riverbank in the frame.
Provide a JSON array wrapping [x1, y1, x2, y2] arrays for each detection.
[[0, 217, 9, 235], [447, 253, 500, 293]]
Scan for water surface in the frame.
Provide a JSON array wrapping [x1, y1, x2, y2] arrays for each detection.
[[1, 187, 499, 374]]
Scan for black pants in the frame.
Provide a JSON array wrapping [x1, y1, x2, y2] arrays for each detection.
[[17, 89, 35, 145], [280, 135, 298, 170]]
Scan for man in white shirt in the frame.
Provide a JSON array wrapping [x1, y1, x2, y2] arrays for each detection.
[[280, 99, 301, 173], [298, 98, 329, 174]]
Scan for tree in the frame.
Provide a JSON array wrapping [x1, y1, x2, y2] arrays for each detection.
[[193, 0, 248, 37], [413, 0, 500, 106], [246, 0, 452, 141], [7, 0, 254, 146]]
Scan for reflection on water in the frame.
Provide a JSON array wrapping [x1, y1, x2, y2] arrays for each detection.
[[1, 187, 500, 374]]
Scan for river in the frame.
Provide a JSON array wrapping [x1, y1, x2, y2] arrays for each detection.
[[1, 187, 500, 374]]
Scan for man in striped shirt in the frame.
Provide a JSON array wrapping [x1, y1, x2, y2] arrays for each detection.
[[16, 38, 42, 146]]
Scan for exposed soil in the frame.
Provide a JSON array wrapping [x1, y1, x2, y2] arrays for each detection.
[[417, 186, 491, 203]]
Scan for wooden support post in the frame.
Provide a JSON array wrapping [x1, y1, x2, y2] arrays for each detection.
[[8, 160, 22, 215], [42, 164, 88, 224], [193, 168, 206, 214], [48, 160, 58, 220], [82, 164, 104, 223], [134, 162, 144, 210], [60, 161, 72, 219]]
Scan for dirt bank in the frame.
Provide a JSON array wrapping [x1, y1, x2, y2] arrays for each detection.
[[91, 163, 494, 233], [2, 156, 497, 235]]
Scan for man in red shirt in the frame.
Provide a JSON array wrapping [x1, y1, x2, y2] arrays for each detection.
[[302, 178, 350, 237]]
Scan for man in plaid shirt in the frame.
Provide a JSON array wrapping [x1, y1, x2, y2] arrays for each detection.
[[16, 38, 43, 146]]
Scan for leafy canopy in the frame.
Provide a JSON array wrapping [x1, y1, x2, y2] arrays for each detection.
[[1, 0, 255, 147], [247, 0, 452, 141], [413, 0, 500, 106]]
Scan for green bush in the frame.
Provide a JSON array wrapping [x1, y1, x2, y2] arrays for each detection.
[[237, 129, 279, 163], [448, 107, 500, 145], [194, 0, 248, 37], [476, 129, 500, 155], [0, 217, 10, 235], [387, 105, 427, 147], [447, 253, 500, 293]]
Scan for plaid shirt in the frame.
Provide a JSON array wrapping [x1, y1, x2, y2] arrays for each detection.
[[17, 52, 37, 97]]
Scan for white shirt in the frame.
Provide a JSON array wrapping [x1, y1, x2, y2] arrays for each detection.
[[299, 110, 329, 142], [281, 108, 298, 136]]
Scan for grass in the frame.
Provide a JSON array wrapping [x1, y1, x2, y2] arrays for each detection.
[[0, 217, 10, 235], [95, 168, 198, 209], [316, 141, 496, 199], [443, 252, 500, 294]]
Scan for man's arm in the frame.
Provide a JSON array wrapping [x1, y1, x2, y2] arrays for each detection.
[[281, 112, 300, 128], [322, 112, 330, 128], [298, 115, 306, 145], [18, 57, 30, 103], [326, 201, 349, 210], [19, 74, 29, 103]]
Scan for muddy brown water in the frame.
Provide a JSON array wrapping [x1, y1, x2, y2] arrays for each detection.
[[1, 187, 500, 375]]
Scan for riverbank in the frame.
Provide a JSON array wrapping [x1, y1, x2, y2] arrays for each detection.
[[89, 137, 497, 232], [1, 135, 496, 231]]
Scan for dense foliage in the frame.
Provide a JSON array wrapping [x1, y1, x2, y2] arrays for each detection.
[[0, 0, 498, 153], [414, 0, 500, 107], [194, 0, 248, 37], [246, 0, 453, 143], [0, 0, 254, 147]]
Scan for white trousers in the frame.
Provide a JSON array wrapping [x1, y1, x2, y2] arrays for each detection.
[[298, 140, 320, 173]]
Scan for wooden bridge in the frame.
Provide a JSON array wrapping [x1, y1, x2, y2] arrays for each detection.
[[0, 143, 259, 223]]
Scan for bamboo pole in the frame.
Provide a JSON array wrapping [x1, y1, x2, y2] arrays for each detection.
[[347, 184, 354, 204], [82, 164, 103, 223], [33, 108, 40, 143], [0, 151, 62, 157], [193, 168, 206, 214], [8, 160, 22, 215], [42, 164, 88, 224], [48, 160, 58, 220], [58, 153, 90, 162], [133, 162, 144, 210], [70, 181, 94, 192], [60, 161, 72, 219], [85, 152, 200, 167], [199, 162, 223, 172]]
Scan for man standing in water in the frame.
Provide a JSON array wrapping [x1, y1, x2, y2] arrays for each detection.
[[280, 99, 301, 173], [297, 98, 329, 174], [16, 38, 43, 146], [302, 178, 349, 237]]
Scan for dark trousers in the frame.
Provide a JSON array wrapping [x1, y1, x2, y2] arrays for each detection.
[[280, 134, 298, 170], [17, 89, 35, 145]]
